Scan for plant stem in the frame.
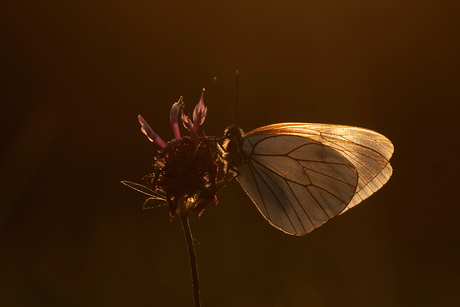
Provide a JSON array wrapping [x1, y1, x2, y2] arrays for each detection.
[[180, 214, 201, 307]]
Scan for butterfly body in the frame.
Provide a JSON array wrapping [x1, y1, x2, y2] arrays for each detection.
[[220, 123, 394, 236]]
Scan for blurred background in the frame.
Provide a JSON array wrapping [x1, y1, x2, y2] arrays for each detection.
[[1, 1, 459, 306]]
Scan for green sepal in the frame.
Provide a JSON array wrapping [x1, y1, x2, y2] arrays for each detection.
[[142, 197, 167, 210], [121, 180, 165, 199]]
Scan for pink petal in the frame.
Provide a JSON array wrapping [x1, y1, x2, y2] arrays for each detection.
[[170, 97, 184, 142], [193, 89, 207, 127], [181, 109, 193, 131], [191, 89, 207, 139], [138, 115, 166, 148]]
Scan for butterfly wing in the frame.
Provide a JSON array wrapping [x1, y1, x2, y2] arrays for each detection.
[[249, 123, 394, 211], [235, 123, 393, 235]]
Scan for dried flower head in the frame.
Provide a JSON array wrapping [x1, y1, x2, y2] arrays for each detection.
[[135, 90, 218, 218]]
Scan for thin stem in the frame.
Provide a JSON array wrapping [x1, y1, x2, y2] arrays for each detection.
[[180, 214, 201, 307]]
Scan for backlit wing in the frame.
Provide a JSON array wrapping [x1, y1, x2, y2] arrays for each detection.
[[235, 123, 393, 235]]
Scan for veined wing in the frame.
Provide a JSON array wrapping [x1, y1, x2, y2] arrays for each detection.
[[247, 123, 394, 212], [235, 123, 393, 235], [235, 134, 359, 235]]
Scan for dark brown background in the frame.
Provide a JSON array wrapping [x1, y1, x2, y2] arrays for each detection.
[[1, 1, 459, 306]]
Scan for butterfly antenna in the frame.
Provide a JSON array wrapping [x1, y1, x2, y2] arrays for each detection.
[[213, 76, 236, 124], [235, 70, 239, 124]]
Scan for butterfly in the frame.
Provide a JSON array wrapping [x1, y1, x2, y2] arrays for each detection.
[[218, 122, 394, 236]]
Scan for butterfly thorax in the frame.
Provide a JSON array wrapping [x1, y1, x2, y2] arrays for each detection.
[[220, 124, 247, 175]]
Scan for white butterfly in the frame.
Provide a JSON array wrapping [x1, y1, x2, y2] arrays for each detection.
[[219, 123, 394, 236]]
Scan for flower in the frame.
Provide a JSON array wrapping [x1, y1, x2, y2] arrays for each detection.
[[136, 89, 218, 218]]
